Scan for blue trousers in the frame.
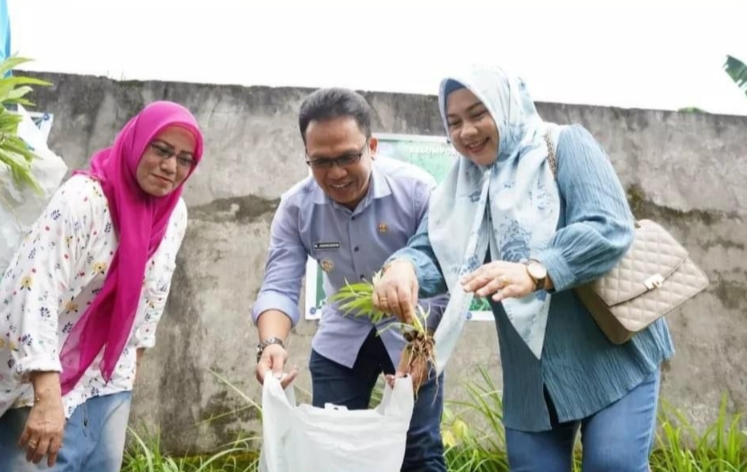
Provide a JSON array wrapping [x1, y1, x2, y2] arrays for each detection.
[[506, 369, 660, 472], [0, 392, 132, 472], [309, 329, 446, 472]]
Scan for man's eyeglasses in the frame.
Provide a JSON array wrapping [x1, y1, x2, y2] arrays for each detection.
[[150, 142, 196, 170], [305, 140, 368, 170]]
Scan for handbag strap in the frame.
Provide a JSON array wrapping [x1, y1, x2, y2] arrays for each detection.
[[543, 131, 558, 179], [544, 128, 640, 227]]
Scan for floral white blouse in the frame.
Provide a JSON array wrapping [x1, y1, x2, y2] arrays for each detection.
[[0, 175, 187, 418]]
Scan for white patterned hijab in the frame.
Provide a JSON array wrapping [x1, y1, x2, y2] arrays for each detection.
[[429, 66, 562, 370]]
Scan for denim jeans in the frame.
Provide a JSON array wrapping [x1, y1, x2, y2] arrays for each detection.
[[0, 391, 132, 472], [309, 329, 446, 472], [506, 369, 661, 472]]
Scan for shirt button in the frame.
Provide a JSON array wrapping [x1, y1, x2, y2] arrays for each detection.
[[360, 274, 365, 279], [354, 246, 359, 252], [351, 216, 356, 221]]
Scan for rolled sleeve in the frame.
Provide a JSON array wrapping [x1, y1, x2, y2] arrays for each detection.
[[251, 290, 300, 325], [14, 354, 62, 383], [134, 325, 158, 350]]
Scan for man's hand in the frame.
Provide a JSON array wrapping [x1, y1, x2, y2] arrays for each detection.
[[255, 344, 298, 389], [373, 259, 419, 323], [20, 372, 65, 467]]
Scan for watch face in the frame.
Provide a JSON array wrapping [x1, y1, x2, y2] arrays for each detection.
[[529, 262, 547, 279]]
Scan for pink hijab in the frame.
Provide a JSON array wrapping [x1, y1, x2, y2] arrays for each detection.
[[59, 101, 204, 394]]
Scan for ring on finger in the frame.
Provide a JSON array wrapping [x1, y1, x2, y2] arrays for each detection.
[[497, 275, 510, 288], [379, 296, 389, 305], [28, 439, 38, 449]]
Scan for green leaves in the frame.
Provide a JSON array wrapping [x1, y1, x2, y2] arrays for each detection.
[[328, 271, 430, 335], [328, 278, 390, 324], [0, 56, 52, 194], [0, 139, 42, 193]]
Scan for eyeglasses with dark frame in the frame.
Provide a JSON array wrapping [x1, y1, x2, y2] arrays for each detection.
[[149, 142, 196, 170], [305, 140, 369, 170]]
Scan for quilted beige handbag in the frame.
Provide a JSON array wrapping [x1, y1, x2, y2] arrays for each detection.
[[544, 132, 710, 344]]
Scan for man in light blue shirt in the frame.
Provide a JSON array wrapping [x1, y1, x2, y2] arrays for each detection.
[[252, 88, 446, 472]]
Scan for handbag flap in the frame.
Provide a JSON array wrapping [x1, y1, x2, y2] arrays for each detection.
[[588, 219, 689, 305]]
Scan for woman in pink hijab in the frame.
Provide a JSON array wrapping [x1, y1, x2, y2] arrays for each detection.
[[0, 101, 204, 471]]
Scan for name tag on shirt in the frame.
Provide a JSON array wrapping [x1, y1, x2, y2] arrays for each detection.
[[313, 241, 341, 250]]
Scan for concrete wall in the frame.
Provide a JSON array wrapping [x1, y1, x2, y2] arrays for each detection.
[[25, 71, 747, 453]]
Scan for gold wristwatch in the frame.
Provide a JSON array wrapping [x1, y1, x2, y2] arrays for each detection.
[[524, 260, 548, 292]]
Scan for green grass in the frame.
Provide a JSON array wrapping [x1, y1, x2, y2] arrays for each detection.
[[123, 368, 747, 472], [650, 395, 747, 472], [441, 367, 509, 472], [123, 427, 260, 472]]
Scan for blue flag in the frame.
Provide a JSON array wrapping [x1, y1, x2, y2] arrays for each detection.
[[1, 0, 10, 64], [0, 0, 9, 64]]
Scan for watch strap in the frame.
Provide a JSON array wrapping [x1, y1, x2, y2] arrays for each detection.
[[256, 337, 285, 362]]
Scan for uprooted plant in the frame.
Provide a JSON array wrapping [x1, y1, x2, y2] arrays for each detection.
[[329, 271, 436, 396]]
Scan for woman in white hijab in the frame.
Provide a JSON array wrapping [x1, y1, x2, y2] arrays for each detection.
[[373, 66, 673, 472]]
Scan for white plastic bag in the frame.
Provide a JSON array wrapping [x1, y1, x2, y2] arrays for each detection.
[[0, 105, 67, 273], [259, 375, 414, 472]]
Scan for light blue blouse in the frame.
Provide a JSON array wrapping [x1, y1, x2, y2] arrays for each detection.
[[392, 125, 674, 432]]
